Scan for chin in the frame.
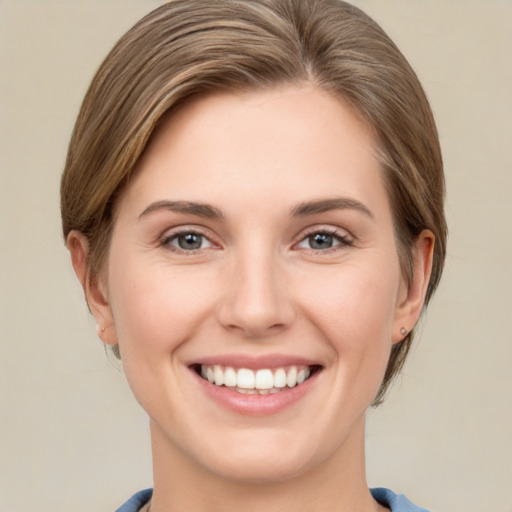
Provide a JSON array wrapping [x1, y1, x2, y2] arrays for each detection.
[[185, 427, 329, 485], [204, 452, 316, 485]]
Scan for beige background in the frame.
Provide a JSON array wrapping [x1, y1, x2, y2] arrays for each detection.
[[1, 1, 511, 511]]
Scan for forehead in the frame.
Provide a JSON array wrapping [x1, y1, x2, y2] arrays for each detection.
[[119, 85, 389, 220]]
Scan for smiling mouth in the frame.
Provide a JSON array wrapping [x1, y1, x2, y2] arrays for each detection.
[[192, 364, 321, 395]]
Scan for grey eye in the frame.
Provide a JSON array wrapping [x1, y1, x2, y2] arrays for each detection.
[[308, 233, 335, 249], [162, 229, 216, 253], [296, 230, 352, 251], [177, 233, 204, 250]]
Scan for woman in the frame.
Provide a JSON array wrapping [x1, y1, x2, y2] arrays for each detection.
[[61, 1, 446, 511]]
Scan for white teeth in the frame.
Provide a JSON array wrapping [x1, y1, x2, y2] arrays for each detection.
[[274, 368, 287, 388], [237, 368, 255, 389], [255, 369, 273, 389], [297, 368, 307, 384], [213, 365, 224, 386], [199, 364, 314, 393], [238, 388, 257, 394], [224, 366, 237, 387], [286, 366, 297, 388]]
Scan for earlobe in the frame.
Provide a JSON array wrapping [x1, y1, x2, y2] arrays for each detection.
[[66, 230, 117, 346], [392, 230, 435, 343]]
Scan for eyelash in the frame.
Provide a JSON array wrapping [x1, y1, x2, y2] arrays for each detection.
[[159, 227, 354, 255], [160, 229, 217, 254], [294, 228, 354, 253]]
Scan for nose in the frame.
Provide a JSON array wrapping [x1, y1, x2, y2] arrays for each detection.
[[216, 248, 295, 338]]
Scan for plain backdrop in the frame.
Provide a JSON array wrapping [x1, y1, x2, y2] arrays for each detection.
[[0, 1, 511, 511]]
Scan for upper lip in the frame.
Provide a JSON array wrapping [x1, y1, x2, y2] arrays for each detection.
[[186, 353, 321, 370]]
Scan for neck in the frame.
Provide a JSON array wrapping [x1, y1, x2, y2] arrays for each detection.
[[148, 415, 386, 512]]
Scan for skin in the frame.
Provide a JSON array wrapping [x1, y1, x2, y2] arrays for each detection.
[[69, 85, 433, 512]]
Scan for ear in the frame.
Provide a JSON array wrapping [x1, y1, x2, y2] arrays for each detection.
[[392, 229, 435, 343], [67, 230, 117, 346]]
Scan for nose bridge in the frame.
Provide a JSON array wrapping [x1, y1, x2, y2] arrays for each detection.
[[218, 239, 293, 337]]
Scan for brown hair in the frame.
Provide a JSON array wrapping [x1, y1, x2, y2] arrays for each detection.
[[61, 0, 446, 405]]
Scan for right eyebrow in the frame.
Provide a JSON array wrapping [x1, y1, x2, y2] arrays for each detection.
[[290, 197, 374, 219], [138, 200, 225, 220]]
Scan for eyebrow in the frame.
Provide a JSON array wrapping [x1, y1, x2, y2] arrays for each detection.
[[290, 197, 374, 219], [138, 200, 224, 220], [138, 197, 373, 221]]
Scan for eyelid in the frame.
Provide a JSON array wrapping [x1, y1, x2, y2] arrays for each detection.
[[293, 225, 355, 251], [159, 225, 221, 253]]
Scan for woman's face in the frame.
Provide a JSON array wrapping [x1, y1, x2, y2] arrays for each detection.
[[91, 86, 427, 483]]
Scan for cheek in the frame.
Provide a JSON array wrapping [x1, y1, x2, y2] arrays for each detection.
[[295, 262, 400, 389], [107, 258, 219, 357], [298, 262, 399, 341], [105, 258, 222, 418]]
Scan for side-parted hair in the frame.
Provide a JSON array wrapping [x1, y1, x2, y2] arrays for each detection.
[[60, 0, 446, 405]]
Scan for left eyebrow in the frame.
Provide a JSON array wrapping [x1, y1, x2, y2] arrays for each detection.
[[138, 200, 225, 220], [290, 197, 375, 219]]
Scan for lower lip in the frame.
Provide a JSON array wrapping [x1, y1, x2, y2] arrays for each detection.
[[191, 368, 320, 416]]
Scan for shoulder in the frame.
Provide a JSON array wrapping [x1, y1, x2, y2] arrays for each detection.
[[370, 488, 431, 512], [115, 488, 428, 512], [115, 489, 153, 512]]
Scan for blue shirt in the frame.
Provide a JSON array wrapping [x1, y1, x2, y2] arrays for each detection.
[[115, 487, 430, 511]]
